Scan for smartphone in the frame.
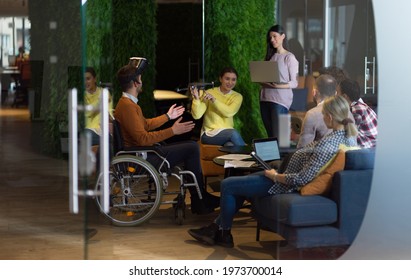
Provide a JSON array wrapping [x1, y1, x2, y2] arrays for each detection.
[[250, 151, 272, 170]]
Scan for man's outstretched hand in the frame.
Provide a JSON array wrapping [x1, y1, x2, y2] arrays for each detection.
[[171, 117, 195, 135], [167, 104, 185, 120]]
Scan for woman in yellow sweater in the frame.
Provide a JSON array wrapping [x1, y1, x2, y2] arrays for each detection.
[[84, 67, 113, 145], [190, 67, 245, 146]]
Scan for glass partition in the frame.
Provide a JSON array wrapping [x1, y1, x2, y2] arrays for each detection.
[[327, 0, 377, 96], [278, 0, 324, 75], [0, 17, 31, 67], [278, 0, 377, 100], [0, 0, 379, 261]]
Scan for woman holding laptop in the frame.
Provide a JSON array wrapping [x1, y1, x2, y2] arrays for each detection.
[[187, 95, 358, 248], [259, 24, 299, 139]]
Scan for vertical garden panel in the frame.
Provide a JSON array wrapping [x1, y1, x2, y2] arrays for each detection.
[[205, 0, 276, 142], [111, 0, 157, 117]]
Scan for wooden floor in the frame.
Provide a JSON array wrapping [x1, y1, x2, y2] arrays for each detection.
[[0, 108, 347, 260]]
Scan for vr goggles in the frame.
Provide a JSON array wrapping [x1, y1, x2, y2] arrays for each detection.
[[129, 57, 148, 77], [118, 57, 149, 85]]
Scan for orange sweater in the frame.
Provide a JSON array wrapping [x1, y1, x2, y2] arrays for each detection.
[[114, 97, 174, 147]]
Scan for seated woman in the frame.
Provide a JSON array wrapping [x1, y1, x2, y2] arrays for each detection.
[[188, 95, 358, 248], [84, 67, 113, 146], [190, 67, 245, 146]]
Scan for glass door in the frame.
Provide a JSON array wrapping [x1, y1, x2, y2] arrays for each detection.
[[68, 1, 112, 259], [278, 0, 325, 76], [326, 0, 377, 98], [278, 0, 377, 100]]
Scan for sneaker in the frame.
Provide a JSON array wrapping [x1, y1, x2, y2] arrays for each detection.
[[215, 230, 234, 248], [188, 223, 219, 245]]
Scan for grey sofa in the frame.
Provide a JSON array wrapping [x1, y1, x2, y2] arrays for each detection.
[[251, 148, 375, 248]]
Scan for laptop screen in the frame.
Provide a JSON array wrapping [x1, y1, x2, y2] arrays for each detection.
[[249, 61, 287, 84], [252, 137, 281, 161]]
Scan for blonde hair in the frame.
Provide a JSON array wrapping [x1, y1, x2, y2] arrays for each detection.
[[322, 95, 358, 138]]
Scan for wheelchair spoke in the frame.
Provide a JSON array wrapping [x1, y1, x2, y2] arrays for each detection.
[[95, 155, 162, 226]]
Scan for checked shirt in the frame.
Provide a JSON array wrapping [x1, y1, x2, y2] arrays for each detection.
[[268, 130, 357, 195]]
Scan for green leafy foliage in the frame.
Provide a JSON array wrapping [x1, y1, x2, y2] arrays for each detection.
[[85, 0, 113, 83], [111, 0, 157, 117], [205, 0, 276, 142], [85, 0, 158, 115]]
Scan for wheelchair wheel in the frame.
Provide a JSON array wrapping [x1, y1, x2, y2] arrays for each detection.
[[95, 155, 163, 226], [173, 193, 185, 225], [175, 207, 184, 225]]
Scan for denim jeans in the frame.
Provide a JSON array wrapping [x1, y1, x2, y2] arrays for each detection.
[[260, 101, 288, 138], [201, 129, 246, 146], [214, 172, 273, 229]]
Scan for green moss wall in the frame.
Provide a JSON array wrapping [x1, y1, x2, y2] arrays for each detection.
[[85, 0, 113, 83], [111, 0, 157, 116], [205, 0, 276, 142]]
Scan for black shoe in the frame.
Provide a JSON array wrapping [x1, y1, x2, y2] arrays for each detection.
[[215, 229, 234, 248], [191, 204, 214, 215], [190, 196, 215, 215], [202, 192, 220, 209], [188, 223, 219, 245]]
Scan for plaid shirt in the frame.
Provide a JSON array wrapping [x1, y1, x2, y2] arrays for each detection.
[[268, 130, 357, 195], [351, 98, 378, 148]]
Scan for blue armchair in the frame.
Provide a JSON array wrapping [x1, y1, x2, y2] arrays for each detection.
[[251, 148, 375, 248]]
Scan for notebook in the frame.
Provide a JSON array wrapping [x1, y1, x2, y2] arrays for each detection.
[[251, 137, 281, 162], [249, 61, 287, 84]]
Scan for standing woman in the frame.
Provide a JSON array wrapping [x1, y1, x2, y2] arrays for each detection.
[[191, 67, 245, 146], [260, 24, 299, 138]]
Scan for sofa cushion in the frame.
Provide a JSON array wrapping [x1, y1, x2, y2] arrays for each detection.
[[300, 149, 346, 196], [253, 193, 337, 227], [345, 148, 375, 170], [299, 145, 361, 196]]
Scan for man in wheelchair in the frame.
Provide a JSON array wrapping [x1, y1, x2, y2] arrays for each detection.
[[114, 58, 220, 215]]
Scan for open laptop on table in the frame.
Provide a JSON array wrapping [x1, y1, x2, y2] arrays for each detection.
[[247, 137, 281, 169], [249, 61, 288, 84]]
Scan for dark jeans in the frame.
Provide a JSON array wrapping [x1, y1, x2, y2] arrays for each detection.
[[214, 172, 273, 229], [146, 140, 204, 197], [260, 101, 288, 138]]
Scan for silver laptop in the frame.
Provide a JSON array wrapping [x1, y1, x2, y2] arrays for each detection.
[[249, 61, 285, 83], [252, 137, 281, 162]]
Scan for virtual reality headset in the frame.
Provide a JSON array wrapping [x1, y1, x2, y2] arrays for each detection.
[[129, 57, 148, 76]]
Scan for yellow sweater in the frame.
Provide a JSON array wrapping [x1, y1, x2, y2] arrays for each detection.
[[84, 87, 113, 133], [191, 87, 243, 136]]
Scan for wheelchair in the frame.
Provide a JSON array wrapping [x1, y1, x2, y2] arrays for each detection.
[[94, 119, 203, 226]]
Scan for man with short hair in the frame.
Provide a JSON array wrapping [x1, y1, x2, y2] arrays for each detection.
[[297, 74, 337, 148], [114, 58, 219, 215], [339, 78, 378, 148], [318, 66, 348, 95]]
